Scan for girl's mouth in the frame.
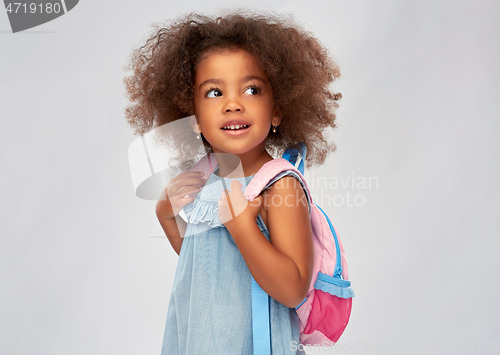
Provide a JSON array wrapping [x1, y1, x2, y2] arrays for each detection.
[[221, 124, 250, 136]]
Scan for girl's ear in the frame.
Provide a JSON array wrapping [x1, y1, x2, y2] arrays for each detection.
[[272, 107, 282, 127], [188, 115, 202, 134]]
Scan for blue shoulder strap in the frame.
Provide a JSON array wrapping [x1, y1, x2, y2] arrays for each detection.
[[282, 142, 306, 176], [251, 277, 271, 355], [251, 143, 307, 355]]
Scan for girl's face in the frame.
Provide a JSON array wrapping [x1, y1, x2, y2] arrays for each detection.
[[193, 48, 280, 157]]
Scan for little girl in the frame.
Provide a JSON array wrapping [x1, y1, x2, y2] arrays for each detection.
[[124, 10, 341, 355]]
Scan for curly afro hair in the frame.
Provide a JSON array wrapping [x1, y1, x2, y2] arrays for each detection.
[[124, 10, 342, 169]]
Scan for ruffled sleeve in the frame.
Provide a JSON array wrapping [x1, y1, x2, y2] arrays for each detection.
[[181, 173, 255, 230], [182, 198, 224, 228]]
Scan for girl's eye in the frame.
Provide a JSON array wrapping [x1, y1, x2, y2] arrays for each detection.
[[244, 86, 261, 95], [205, 88, 222, 98]]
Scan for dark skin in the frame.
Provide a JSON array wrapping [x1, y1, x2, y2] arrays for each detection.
[[156, 49, 314, 308]]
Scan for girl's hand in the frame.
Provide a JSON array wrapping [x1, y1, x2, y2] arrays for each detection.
[[218, 180, 263, 229], [156, 171, 206, 221]]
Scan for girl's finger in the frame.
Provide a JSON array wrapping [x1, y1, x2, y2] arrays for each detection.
[[168, 181, 204, 197], [172, 176, 206, 189], [230, 180, 243, 192], [176, 185, 203, 196], [178, 196, 195, 207]]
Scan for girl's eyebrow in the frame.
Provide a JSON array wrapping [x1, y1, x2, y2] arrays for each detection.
[[241, 75, 266, 84], [198, 75, 266, 90], [198, 79, 221, 90]]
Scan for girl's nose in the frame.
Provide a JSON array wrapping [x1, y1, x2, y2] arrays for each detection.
[[223, 94, 243, 112]]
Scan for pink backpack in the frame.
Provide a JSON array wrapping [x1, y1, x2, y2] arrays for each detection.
[[189, 143, 354, 352]]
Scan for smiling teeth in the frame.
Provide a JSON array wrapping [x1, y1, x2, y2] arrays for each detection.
[[223, 124, 249, 130]]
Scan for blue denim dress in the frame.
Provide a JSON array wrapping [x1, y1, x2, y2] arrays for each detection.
[[161, 167, 304, 355]]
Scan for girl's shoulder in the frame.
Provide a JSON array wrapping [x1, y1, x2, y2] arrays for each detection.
[[260, 175, 309, 209], [253, 157, 311, 213], [256, 157, 312, 227]]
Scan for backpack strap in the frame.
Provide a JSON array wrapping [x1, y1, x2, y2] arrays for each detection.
[[247, 154, 312, 355], [243, 158, 312, 215], [251, 278, 271, 355], [189, 152, 217, 177], [281, 142, 306, 175]]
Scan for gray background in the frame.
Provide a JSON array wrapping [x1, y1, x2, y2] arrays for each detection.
[[1, 1, 499, 354]]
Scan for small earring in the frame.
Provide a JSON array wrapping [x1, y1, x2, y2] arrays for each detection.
[[196, 132, 201, 139], [272, 125, 277, 133]]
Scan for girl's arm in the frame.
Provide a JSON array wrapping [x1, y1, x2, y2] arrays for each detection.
[[222, 177, 314, 308], [156, 214, 186, 255], [155, 171, 206, 256]]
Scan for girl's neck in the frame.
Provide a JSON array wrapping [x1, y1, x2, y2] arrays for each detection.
[[213, 149, 274, 178]]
